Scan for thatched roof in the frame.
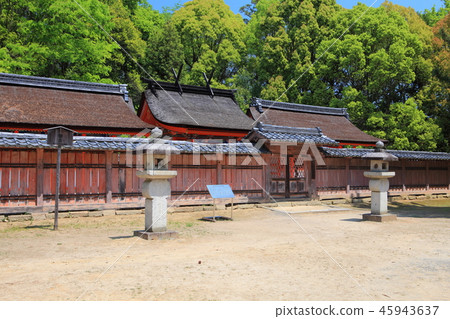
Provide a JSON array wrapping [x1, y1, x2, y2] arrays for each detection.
[[248, 98, 381, 144], [0, 73, 151, 133], [140, 80, 254, 131]]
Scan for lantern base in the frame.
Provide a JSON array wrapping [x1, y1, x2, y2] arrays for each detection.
[[133, 230, 178, 240], [362, 213, 397, 222]]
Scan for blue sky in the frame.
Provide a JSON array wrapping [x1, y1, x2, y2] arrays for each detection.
[[148, 0, 445, 14], [147, 0, 442, 13]]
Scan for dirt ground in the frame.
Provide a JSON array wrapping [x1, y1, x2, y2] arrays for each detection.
[[0, 199, 448, 301]]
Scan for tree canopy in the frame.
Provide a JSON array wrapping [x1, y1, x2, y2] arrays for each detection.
[[0, 0, 448, 151]]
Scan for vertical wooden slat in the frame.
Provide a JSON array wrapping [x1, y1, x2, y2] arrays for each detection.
[[448, 161, 450, 190], [36, 149, 44, 207], [345, 158, 350, 194], [67, 151, 76, 204], [402, 160, 406, 192], [105, 150, 113, 203]]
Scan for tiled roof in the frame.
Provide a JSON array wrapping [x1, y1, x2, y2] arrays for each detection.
[[169, 140, 260, 154], [0, 73, 129, 100], [248, 98, 381, 144], [250, 123, 338, 146], [0, 132, 260, 155], [320, 147, 450, 161], [0, 73, 151, 132], [251, 98, 349, 117]]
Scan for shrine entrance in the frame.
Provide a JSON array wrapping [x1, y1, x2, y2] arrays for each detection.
[[269, 155, 309, 198]]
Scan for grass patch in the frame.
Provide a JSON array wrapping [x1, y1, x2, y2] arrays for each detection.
[[0, 225, 25, 234]]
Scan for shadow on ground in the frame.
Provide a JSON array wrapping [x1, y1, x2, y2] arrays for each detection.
[[340, 218, 363, 222], [25, 225, 53, 230], [109, 235, 134, 240], [349, 200, 449, 218]]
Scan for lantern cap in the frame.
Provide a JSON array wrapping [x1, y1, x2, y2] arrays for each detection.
[[362, 141, 398, 161], [44, 126, 77, 133]]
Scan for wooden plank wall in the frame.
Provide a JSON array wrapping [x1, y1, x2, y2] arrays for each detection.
[[316, 157, 450, 197], [170, 153, 265, 202], [0, 149, 37, 207], [0, 148, 266, 211], [0, 147, 448, 211]]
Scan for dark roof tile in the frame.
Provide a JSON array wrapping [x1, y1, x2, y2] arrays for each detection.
[[250, 123, 338, 146], [320, 147, 450, 161], [0, 132, 260, 154]]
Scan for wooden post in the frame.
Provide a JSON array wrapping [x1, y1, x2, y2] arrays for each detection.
[[217, 159, 223, 184], [285, 155, 290, 198], [36, 148, 44, 207], [425, 161, 430, 191], [345, 158, 350, 194], [54, 146, 61, 230], [105, 150, 112, 204], [264, 154, 271, 200], [402, 160, 406, 192], [446, 163, 450, 190], [231, 197, 233, 220], [213, 198, 216, 222]]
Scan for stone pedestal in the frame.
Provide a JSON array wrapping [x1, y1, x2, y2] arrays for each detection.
[[134, 169, 177, 239], [363, 171, 397, 222], [362, 213, 397, 222]]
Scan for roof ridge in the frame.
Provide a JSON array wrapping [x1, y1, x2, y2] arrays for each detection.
[[143, 78, 236, 99], [251, 98, 349, 118], [0, 73, 129, 102], [0, 132, 260, 154], [320, 147, 450, 160], [256, 123, 323, 136]]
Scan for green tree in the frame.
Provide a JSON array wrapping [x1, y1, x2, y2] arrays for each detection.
[[317, 4, 432, 111], [170, 0, 246, 86], [100, 0, 146, 103], [143, 22, 185, 81], [416, 14, 450, 151], [132, 2, 166, 42], [385, 99, 443, 151], [419, 0, 450, 26], [260, 75, 289, 101], [0, 0, 116, 82], [245, 0, 341, 101]]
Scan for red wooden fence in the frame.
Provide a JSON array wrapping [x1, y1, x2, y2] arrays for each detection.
[[0, 148, 448, 213], [316, 157, 450, 199], [0, 148, 266, 213]]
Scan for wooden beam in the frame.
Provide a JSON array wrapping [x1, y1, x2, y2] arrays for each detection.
[[36, 148, 44, 207], [402, 160, 406, 192], [217, 159, 223, 184], [284, 155, 289, 198], [105, 150, 113, 203], [345, 158, 350, 194]]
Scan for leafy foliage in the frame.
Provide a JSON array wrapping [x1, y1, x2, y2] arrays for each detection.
[[419, 0, 450, 26], [0, 0, 448, 151], [170, 0, 246, 86]]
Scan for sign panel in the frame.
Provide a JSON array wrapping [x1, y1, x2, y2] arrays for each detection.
[[207, 184, 235, 199]]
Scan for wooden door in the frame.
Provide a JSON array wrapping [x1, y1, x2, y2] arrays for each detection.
[[269, 155, 308, 198]]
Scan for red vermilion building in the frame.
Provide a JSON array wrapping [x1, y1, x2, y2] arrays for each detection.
[[137, 79, 254, 140]]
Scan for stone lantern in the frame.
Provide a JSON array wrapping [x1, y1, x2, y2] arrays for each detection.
[[362, 141, 398, 222], [134, 128, 179, 240]]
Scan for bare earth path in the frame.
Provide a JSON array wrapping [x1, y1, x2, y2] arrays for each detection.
[[0, 199, 448, 301]]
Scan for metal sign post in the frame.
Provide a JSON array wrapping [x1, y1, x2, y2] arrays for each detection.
[[45, 126, 76, 230], [202, 184, 235, 222]]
